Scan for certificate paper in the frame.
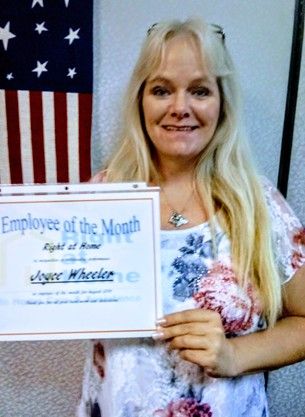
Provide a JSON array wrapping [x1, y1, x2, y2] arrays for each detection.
[[0, 183, 162, 341]]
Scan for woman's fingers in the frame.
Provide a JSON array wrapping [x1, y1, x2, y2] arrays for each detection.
[[159, 308, 221, 327], [153, 308, 238, 377], [154, 322, 210, 340], [178, 349, 222, 376], [168, 334, 210, 350], [154, 309, 223, 341], [171, 333, 237, 377]]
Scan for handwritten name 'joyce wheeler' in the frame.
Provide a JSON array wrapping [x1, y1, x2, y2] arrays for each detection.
[[30, 267, 115, 284]]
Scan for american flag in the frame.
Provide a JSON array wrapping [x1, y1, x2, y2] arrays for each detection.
[[0, 0, 93, 184]]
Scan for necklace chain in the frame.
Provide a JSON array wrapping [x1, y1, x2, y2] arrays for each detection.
[[161, 186, 194, 228]]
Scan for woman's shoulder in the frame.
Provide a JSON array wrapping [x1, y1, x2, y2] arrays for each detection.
[[259, 175, 295, 217], [259, 175, 305, 283]]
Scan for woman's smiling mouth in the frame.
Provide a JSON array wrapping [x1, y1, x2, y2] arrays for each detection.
[[162, 125, 199, 131]]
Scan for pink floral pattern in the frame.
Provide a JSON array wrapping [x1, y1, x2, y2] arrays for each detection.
[[193, 262, 262, 336], [293, 228, 305, 246], [154, 399, 212, 417], [291, 228, 305, 269], [291, 251, 305, 269]]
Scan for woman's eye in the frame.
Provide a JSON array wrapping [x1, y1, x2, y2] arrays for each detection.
[[190, 87, 210, 97], [151, 86, 170, 96]]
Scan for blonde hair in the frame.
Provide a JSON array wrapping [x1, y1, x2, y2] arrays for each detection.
[[104, 18, 282, 325]]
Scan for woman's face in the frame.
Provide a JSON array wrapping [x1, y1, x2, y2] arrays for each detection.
[[142, 35, 221, 165]]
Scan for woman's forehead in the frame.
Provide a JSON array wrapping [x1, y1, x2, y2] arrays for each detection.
[[147, 35, 211, 80]]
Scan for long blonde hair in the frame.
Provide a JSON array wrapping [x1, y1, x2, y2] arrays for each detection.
[[105, 18, 282, 325]]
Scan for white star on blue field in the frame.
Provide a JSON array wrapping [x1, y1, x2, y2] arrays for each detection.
[[0, 0, 92, 94]]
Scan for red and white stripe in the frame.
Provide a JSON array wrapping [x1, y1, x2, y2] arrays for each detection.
[[0, 89, 92, 185]]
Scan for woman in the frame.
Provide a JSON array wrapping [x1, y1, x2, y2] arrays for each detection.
[[78, 18, 305, 417]]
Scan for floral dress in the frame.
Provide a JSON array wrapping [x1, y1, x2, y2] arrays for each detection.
[[77, 180, 305, 417]]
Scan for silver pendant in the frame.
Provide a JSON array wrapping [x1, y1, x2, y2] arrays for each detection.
[[168, 211, 189, 228]]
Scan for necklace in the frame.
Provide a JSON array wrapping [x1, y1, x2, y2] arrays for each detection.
[[168, 211, 189, 228], [161, 187, 194, 228]]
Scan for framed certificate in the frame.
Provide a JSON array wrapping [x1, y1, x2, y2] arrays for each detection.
[[0, 183, 162, 341]]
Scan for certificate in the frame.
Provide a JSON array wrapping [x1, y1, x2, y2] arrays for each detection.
[[0, 183, 162, 341]]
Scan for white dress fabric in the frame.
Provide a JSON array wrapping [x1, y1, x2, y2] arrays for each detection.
[[77, 180, 305, 417]]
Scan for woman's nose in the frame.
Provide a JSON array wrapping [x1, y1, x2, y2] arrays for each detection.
[[170, 92, 190, 119]]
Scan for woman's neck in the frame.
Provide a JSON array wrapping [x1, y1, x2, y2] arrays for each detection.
[[154, 158, 196, 186]]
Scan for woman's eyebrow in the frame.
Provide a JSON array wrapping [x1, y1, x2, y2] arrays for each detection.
[[189, 77, 214, 85], [147, 76, 214, 85], [147, 76, 171, 84]]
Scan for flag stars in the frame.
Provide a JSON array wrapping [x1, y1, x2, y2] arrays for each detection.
[[32, 60, 48, 77], [35, 22, 48, 35], [64, 28, 80, 45], [0, 22, 16, 51], [32, 0, 44, 7], [67, 67, 77, 79], [6, 73, 14, 80]]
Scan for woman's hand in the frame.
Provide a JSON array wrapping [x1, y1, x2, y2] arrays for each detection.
[[153, 308, 239, 378]]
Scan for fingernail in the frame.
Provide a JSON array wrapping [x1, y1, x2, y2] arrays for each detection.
[[156, 317, 166, 325], [152, 331, 164, 340]]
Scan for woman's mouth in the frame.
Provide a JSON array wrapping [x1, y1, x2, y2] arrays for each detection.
[[162, 125, 198, 131]]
